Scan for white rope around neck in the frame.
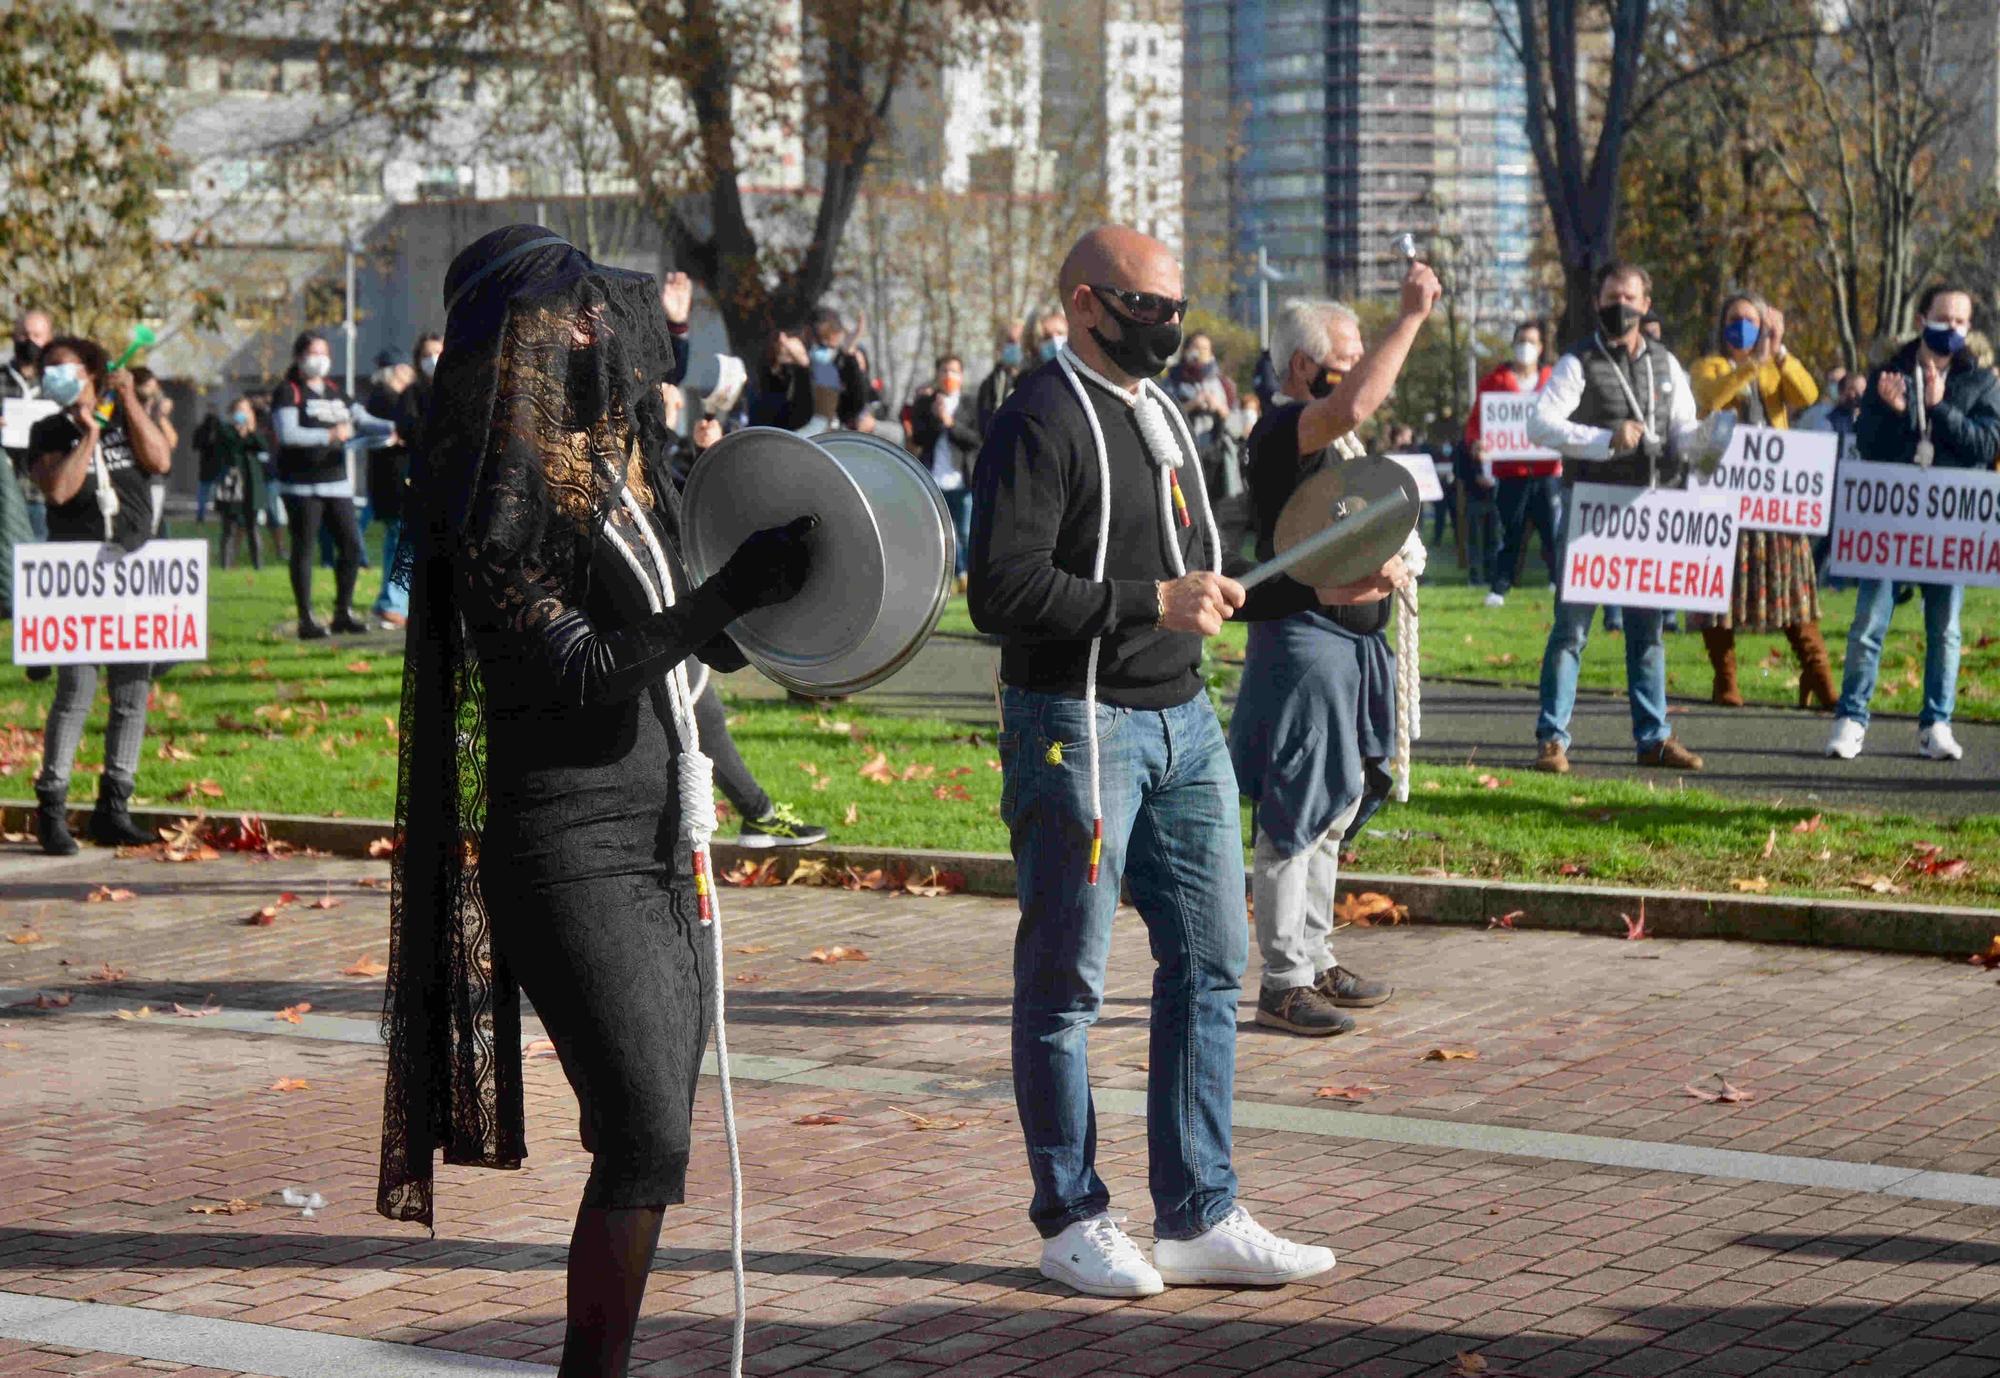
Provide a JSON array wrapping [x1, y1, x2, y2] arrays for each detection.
[[596, 474, 747, 1378], [1053, 346, 1221, 883]]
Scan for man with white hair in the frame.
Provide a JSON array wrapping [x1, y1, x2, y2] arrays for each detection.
[[1228, 272, 1438, 1039]]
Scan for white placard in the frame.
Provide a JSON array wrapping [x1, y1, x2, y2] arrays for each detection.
[[1825, 460, 2000, 589], [1559, 483, 1739, 614], [1687, 425, 1836, 535], [2, 398, 59, 450], [1479, 392, 1561, 463], [1386, 452, 1445, 502], [11, 540, 209, 667]]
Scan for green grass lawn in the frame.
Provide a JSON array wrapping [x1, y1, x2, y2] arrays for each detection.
[[4, 523, 1994, 907]]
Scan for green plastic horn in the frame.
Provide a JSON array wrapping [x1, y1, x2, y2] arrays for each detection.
[[109, 323, 158, 372]]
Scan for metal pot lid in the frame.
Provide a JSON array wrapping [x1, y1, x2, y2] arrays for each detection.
[[1271, 455, 1422, 589], [680, 426, 885, 669]]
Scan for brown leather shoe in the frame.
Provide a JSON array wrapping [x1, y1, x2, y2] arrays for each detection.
[[1534, 739, 1571, 774], [1637, 737, 1704, 771]]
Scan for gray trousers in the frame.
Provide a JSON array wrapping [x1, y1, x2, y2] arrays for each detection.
[[35, 663, 151, 795], [1251, 796, 1364, 992]]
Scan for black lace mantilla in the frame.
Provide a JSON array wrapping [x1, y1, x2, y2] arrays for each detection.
[[378, 226, 685, 1228]]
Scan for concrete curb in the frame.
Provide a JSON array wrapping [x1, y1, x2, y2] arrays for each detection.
[[6, 800, 1993, 958]]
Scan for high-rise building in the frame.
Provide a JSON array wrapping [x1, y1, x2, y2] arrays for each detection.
[[1184, 0, 1536, 325]]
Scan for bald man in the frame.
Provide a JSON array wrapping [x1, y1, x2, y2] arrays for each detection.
[[968, 225, 1337, 1298]]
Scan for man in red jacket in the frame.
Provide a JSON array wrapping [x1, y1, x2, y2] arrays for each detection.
[[1464, 319, 1559, 607]]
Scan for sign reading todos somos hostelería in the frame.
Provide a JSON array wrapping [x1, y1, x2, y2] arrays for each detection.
[[1558, 483, 1740, 615], [1825, 461, 2000, 589], [11, 540, 209, 667], [1687, 425, 1836, 536]]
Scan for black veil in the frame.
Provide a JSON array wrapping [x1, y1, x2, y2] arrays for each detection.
[[377, 225, 685, 1227]]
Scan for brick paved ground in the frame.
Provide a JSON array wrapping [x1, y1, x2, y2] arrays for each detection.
[[2, 842, 1999, 1377]]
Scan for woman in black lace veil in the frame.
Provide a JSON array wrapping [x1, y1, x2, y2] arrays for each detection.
[[378, 225, 812, 1376]]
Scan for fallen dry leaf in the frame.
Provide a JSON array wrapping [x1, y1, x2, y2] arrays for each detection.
[[734, 944, 772, 955], [1450, 1354, 1490, 1378], [722, 858, 783, 888], [345, 658, 373, 673], [793, 1113, 849, 1126], [305, 895, 344, 911], [245, 905, 282, 927], [1622, 899, 1648, 942], [168, 1001, 222, 1018], [1730, 877, 1771, 894], [786, 858, 834, 887], [87, 885, 137, 903], [1335, 892, 1408, 927], [1423, 1048, 1479, 1062], [114, 1006, 154, 1021], [1557, 861, 1588, 877], [1760, 827, 1777, 861], [7, 927, 40, 945], [1968, 937, 2000, 971], [902, 867, 967, 898], [367, 836, 398, 858], [10, 991, 72, 1009], [808, 945, 869, 964], [932, 783, 973, 803], [857, 751, 895, 784], [1314, 1084, 1385, 1102], [341, 954, 387, 978], [1853, 874, 1905, 895], [274, 1002, 313, 1024], [167, 779, 225, 802], [82, 963, 128, 983], [1488, 911, 1522, 931], [892, 1106, 969, 1131], [156, 740, 197, 763], [269, 1078, 310, 1092], [900, 762, 937, 782], [1792, 814, 1824, 834], [1685, 1074, 1754, 1104], [523, 1037, 558, 1059], [842, 802, 859, 826], [1474, 773, 1506, 790], [356, 875, 389, 889], [187, 1199, 257, 1216]]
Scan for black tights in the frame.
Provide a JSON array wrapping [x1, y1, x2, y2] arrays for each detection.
[[218, 500, 261, 570], [561, 1204, 665, 1377], [691, 676, 771, 820], [282, 494, 361, 623]]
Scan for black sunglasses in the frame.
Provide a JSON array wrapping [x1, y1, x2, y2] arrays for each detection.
[[1088, 284, 1188, 328]]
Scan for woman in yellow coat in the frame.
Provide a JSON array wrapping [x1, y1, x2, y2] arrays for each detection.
[[1689, 292, 1837, 709]]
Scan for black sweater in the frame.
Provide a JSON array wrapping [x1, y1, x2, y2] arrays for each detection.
[[969, 362, 1313, 709]]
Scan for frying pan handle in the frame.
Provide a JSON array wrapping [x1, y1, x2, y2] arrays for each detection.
[[1238, 488, 1419, 591]]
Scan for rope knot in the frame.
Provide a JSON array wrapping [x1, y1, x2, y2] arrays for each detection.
[[679, 749, 718, 849]]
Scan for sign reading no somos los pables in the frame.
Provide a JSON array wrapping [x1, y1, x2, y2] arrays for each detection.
[[1559, 483, 1739, 615], [11, 540, 209, 667], [1825, 461, 2000, 588], [1687, 425, 1836, 535]]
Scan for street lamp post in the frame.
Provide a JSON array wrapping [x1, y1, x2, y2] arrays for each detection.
[[1255, 244, 1286, 350]]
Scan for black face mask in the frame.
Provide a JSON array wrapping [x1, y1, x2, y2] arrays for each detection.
[[1089, 304, 1182, 379], [1598, 303, 1642, 339], [1309, 368, 1343, 399]]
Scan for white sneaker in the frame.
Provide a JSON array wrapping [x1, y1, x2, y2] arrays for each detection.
[[1483, 591, 1506, 608], [1918, 723, 1964, 761], [1825, 718, 1865, 760], [1153, 1206, 1335, 1287], [1039, 1214, 1164, 1298]]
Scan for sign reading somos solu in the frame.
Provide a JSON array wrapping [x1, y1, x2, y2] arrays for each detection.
[[1478, 392, 1561, 463], [1558, 483, 1739, 615], [11, 540, 209, 667], [1825, 461, 2000, 588]]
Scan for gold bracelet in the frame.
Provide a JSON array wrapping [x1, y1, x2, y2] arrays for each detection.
[[1155, 582, 1167, 629]]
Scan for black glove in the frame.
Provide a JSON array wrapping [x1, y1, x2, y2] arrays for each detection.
[[708, 514, 817, 613]]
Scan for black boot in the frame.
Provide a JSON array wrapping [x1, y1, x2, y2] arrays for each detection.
[[35, 786, 78, 857], [87, 777, 154, 848], [329, 608, 368, 635], [298, 617, 329, 641]]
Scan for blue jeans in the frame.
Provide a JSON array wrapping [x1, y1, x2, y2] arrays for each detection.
[[1836, 579, 1963, 728], [372, 517, 409, 616], [999, 686, 1246, 1241], [1492, 475, 1562, 596], [942, 485, 973, 578], [1537, 599, 1669, 750], [25, 497, 46, 541]]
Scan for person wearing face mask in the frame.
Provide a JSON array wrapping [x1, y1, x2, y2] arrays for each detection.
[[969, 225, 1343, 1300], [976, 321, 1028, 439], [6, 310, 55, 546], [909, 354, 982, 586], [1232, 279, 1439, 1045], [1466, 320, 1558, 608], [1826, 283, 2000, 764], [1688, 293, 1832, 710], [271, 330, 394, 638], [128, 368, 177, 538], [24, 336, 174, 854], [1528, 261, 1704, 775], [1166, 332, 1241, 501], [213, 396, 267, 570], [802, 305, 871, 434], [1033, 309, 1068, 366]]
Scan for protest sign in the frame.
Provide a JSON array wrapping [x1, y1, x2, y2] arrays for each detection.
[[1687, 424, 1835, 535], [11, 540, 209, 667], [2, 398, 59, 450], [1386, 452, 1445, 502], [1479, 392, 1560, 464], [1825, 461, 2000, 589], [1559, 483, 1739, 614]]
